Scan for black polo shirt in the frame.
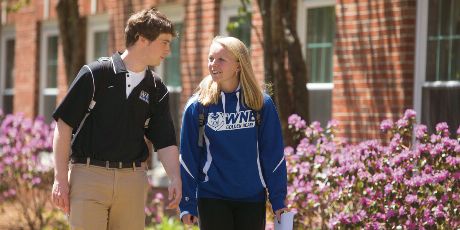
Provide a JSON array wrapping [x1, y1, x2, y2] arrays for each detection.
[[53, 52, 177, 162]]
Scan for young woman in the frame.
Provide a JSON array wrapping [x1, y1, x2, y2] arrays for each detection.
[[179, 36, 287, 230]]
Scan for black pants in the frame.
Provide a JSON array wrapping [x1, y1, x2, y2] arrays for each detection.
[[197, 198, 266, 230]]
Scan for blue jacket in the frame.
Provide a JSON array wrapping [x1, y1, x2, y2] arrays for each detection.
[[179, 87, 287, 218]]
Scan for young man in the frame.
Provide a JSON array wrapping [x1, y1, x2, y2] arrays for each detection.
[[51, 7, 181, 229]]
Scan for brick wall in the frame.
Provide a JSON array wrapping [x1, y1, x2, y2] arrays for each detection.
[[13, 0, 40, 117], [180, 0, 220, 107], [250, 1, 264, 85], [4, 0, 419, 144], [333, 0, 416, 143]]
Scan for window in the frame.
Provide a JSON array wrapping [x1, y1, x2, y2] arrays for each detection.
[[300, 0, 336, 127], [415, 0, 460, 135], [227, 14, 251, 48], [163, 23, 182, 89], [86, 14, 109, 62], [0, 27, 15, 114], [220, 0, 251, 47], [162, 22, 183, 140], [426, 0, 460, 82], [40, 23, 59, 123], [306, 6, 335, 84]]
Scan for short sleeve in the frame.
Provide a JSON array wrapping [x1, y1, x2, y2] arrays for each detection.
[[145, 80, 177, 150], [52, 66, 94, 128]]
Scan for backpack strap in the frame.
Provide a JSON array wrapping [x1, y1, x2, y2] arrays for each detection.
[[197, 102, 208, 148], [71, 57, 112, 145], [71, 65, 96, 145]]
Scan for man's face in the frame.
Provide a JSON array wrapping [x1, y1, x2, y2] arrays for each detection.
[[143, 33, 172, 66]]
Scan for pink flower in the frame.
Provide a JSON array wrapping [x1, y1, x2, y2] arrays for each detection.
[[384, 183, 393, 194], [284, 146, 294, 155], [403, 109, 416, 120], [435, 122, 449, 136], [396, 118, 409, 128], [288, 114, 306, 130], [288, 114, 301, 126], [380, 119, 393, 131], [327, 119, 339, 129], [405, 194, 418, 204], [415, 124, 427, 140], [398, 206, 406, 216], [31, 177, 41, 185], [155, 192, 164, 200]]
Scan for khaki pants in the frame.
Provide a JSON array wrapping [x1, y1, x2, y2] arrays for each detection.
[[69, 164, 149, 230]]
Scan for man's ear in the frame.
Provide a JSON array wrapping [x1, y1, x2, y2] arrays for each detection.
[[137, 35, 148, 46]]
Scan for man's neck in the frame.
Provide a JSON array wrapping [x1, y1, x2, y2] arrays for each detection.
[[120, 49, 147, 72]]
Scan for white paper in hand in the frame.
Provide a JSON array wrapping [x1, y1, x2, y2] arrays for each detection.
[[274, 211, 295, 230]]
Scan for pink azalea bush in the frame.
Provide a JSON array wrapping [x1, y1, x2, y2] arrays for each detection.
[[0, 110, 191, 229], [0, 110, 65, 229], [286, 110, 460, 229], [144, 179, 199, 229]]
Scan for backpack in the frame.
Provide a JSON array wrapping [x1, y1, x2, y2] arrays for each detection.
[[71, 57, 160, 145], [197, 102, 262, 147]]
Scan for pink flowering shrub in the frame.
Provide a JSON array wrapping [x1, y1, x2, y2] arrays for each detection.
[[0, 110, 65, 229], [144, 179, 199, 229], [286, 110, 460, 229]]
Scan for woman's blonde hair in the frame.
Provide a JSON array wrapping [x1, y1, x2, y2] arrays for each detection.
[[197, 36, 264, 110]]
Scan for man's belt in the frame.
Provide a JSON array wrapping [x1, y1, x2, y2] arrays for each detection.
[[70, 157, 142, 169]]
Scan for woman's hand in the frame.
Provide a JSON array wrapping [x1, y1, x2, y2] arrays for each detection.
[[275, 207, 289, 223], [182, 214, 198, 225]]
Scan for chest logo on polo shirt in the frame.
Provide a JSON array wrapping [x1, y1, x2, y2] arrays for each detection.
[[139, 90, 149, 104], [207, 110, 255, 131]]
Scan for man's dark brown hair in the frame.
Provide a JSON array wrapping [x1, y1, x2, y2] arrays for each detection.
[[125, 7, 176, 48]]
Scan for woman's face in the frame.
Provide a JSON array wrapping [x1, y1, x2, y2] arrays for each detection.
[[207, 42, 240, 92]]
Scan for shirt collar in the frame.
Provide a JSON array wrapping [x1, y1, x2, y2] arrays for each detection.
[[111, 52, 128, 74]]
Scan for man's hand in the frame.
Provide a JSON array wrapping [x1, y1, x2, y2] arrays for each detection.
[[181, 214, 198, 225], [166, 177, 182, 209], [156, 145, 181, 209], [52, 119, 72, 215], [51, 179, 70, 215]]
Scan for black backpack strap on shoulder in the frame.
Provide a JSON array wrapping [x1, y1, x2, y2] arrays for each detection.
[[71, 57, 112, 145], [255, 110, 262, 127], [71, 64, 96, 145], [197, 102, 208, 148], [254, 110, 262, 143]]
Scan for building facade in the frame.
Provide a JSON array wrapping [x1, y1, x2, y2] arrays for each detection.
[[0, 0, 458, 144]]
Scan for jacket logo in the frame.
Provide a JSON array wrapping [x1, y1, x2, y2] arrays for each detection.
[[207, 113, 225, 131], [207, 110, 255, 131], [139, 90, 149, 104]]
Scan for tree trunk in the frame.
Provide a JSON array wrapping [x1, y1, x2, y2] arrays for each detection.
[[256, 0, 274, 86], [256, 0, 309, 146], [270, 0, 294, 146], [56, 0, 86, 85], [283, 0, 309, 122]]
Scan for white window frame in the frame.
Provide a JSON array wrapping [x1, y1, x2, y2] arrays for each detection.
[[298, 0, 335, 91], [151, 4, 185, 187], [86, 13, 110, 62], [413, 0, 460, 124], [1, 1, 7, 25], [43, 0, 50, 19], [91, 0, 98, 14], [0, 26, 15, 112], [39, 21, 59, 118]]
